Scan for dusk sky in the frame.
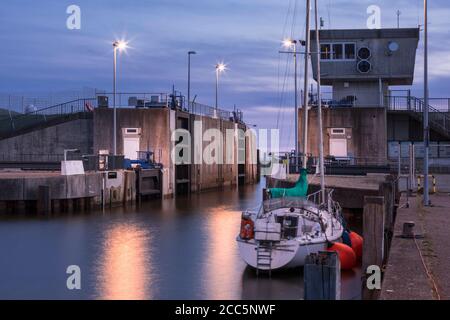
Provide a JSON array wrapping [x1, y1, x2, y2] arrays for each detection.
[[0, 0, 449, 149]]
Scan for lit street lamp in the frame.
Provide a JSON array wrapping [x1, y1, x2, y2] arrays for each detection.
[[112, 40, 128, 156], [281, 39, 300, 170], [215, 63, 226, 113], [188, 51, 196, 112]]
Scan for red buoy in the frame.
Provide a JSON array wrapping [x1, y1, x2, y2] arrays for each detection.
[[327, 242, 357, 270], [349, 231, 363, 261]]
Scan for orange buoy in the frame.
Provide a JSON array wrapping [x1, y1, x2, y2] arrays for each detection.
[[349, 231, 363, 261], [327, 242, 357, 270]]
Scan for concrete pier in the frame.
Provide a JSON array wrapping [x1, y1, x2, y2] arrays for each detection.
[[0, 170, 137, 214], [381, 192, 450, 300], [267, 174, 389, 208]]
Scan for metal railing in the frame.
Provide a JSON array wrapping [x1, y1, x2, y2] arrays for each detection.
[[94, 92, 170, 108], [190, 101, 243, 122], [0, 91, 246, 139], [0, 88, 98, 113], [0, 98, 96, 137], [387, 95, 450, 137]]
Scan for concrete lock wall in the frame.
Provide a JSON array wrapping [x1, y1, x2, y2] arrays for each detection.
[[190, 114, 238, 191], [93, 108, 172, 167], [0, 118, 93, 160], [93, 108, 255, 197], [300, 107, 387, 164], [93, 108, 175, 196]]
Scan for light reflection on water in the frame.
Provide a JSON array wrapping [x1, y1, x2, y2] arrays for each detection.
[[96, 224, 151, 300], [0, 180, 361, 300], [202, 206, 245, 300]]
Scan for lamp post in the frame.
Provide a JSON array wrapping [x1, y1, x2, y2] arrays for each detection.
[[215, 63, 226, 113], [282, 39, 299, 171], [188, 51, 196, 112], [423, 0, 430, 206], [112, 40, 128, 156]]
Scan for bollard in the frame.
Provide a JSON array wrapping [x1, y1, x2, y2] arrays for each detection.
[[401, 221, 416, 238], [304, 251, 340, 300], [362, 196, 385, 300]]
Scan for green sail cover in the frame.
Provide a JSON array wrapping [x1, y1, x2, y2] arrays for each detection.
[[269, 168, 308, 199]]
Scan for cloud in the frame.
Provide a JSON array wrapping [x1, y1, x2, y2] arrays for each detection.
[[1, 0, 450, 149]]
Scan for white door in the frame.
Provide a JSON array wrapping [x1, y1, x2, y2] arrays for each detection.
[[329, 138, 347, 157], [123, 137, 140, 159]]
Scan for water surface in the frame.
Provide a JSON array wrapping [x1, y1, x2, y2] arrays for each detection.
[[0, 181, 361, 299]]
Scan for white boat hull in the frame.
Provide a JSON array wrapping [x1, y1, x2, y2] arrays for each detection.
[[237, 199, 344, 270], [237, 238, 334, 270]]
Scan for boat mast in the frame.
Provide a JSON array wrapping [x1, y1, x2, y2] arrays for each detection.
[[314, 0, 326, 202], [302, 0, 311, 170]]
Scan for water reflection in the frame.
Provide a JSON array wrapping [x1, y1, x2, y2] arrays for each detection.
[[241, 268, 303, 300], [0, 181, 362, 300], [203, 206, 244, 299], [96, 223, 151, 300]]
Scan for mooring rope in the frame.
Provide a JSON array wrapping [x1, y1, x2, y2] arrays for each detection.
[[413, 235, 442, 300]]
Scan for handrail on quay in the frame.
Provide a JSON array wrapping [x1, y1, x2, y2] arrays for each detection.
[[0, 92, 245, 138]]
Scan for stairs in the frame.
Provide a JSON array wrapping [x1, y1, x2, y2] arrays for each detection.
[[256, 242, 274, 276], [388, 95, 450, 139], [409, 97, 450, 139]]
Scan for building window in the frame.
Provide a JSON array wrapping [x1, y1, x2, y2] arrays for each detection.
[[320, 42, 355, 61], [332, 44, 343, 59], [321, 44, 331, 60], [345, 43, 355, 59]]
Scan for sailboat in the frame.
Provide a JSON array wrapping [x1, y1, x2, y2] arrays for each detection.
[[236, 0, 344, 272]]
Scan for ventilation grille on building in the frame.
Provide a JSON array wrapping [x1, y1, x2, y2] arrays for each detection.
[[357, 47, 372, 74], [357, 47, 371, 60], [357, 60, 372, 73]]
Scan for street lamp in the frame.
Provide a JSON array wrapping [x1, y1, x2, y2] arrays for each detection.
[[188, 51, 196, 112], [215, 62, 227, 113], [423, 0, 430, 206], [112, 40, 128, 156], [281, 38, 300, 171]]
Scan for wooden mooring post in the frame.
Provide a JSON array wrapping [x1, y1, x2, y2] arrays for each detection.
[[362, 196, 385, 300], [304, 251, 341, 300]]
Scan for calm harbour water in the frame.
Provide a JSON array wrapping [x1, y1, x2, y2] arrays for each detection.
[[0, 180, 361, 300]]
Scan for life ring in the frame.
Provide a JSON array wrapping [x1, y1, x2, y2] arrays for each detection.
[[240, 218, 254, 240]]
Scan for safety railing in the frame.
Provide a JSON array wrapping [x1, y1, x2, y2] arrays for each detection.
[[387, 95, 450, 137], [190, 101, 243, 122], [0, 98, 96, 138], [94, 92, 170, 108], [0, 92, 246, 138]]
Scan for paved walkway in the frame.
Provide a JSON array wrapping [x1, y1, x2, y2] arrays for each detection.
[[381, 192, 450, 300]]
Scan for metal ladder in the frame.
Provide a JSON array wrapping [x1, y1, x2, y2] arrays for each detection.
[[256, 242, 273, 277]]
